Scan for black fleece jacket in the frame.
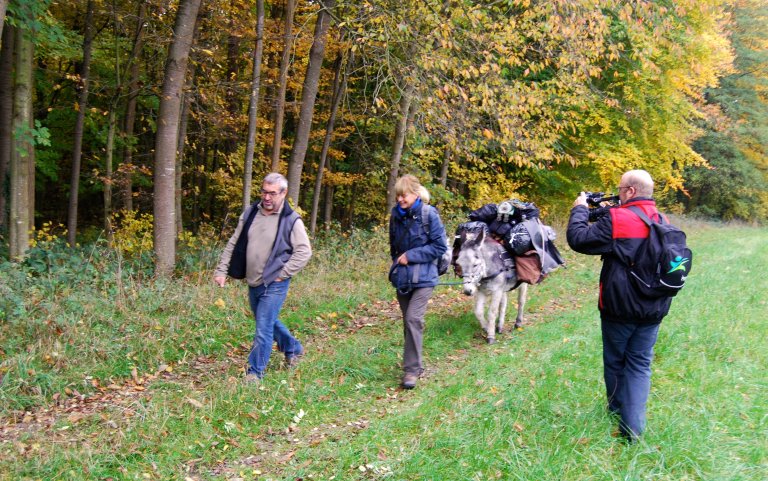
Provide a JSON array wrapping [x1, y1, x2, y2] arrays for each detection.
[[567, 198, 672, 324]]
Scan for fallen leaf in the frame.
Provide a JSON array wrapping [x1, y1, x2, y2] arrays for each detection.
[[67, 413, 85, 424], [279, 451, 295, 463], [186, 398, 204, 409]]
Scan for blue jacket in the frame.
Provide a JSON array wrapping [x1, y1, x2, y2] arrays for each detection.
[[566, 198, 672, 324], [388, 200, 447, 292]]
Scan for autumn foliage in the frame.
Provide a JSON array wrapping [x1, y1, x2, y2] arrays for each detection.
[[0, 0, 766, 263]]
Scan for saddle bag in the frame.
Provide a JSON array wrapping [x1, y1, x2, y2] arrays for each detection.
[[514, 250, 544, 284]]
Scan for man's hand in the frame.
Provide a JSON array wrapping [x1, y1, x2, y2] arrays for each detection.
[[573, 192, 588, 208], [214, 275, 227, 287], [397, 253, 408, 265]]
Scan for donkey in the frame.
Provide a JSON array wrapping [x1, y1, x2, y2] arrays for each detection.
[[454, 227, 528, 344]]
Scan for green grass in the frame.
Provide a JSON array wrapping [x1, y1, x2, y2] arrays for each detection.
[[0, 221, 766, 480]]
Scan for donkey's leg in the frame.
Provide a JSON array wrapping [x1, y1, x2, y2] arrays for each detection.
[[497, 292, 508, 334], [514, 283, 529, 329], [474, 291, 488, 332], [486, 289, 505, 344]]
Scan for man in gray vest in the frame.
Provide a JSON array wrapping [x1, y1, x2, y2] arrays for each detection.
[[214, 173, 312, 384]]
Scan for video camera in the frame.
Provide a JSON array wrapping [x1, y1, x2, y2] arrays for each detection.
[[584, 192, 619, 222], [585, 191, 619, 208]]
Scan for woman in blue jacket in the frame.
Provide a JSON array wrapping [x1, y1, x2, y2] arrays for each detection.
[[388, 175, 447, 389]]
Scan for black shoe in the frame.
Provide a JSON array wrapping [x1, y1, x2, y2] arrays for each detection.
[[401, 373, 418, 389]]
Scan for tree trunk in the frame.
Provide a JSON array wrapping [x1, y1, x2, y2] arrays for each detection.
[[242, 0, 265, 209], [310, 48, 347, 235], [0, 0, 7, 44], [191, 141, 203, 234], [153, 0, 202, 277], [66, 0, 95, 247], [104, 109, 116, 239], [0, 25, 14, 233], [286, 0, 335, 207], [323, 162, 333, 228], [439, 145, 451, 188], [9, 22, 33, 258], [120, 1, 146, 211], [270, 0, 294, 172], [175, 90, 191, 234], [386, 85, 414, 211], [222, 30, 241, 156]]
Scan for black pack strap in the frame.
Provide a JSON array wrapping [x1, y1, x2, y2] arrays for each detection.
[[421, 203, 431, 237], [627, 205, 663, 225]]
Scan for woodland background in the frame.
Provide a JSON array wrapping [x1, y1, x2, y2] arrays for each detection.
[[0, 0, 767, 274]]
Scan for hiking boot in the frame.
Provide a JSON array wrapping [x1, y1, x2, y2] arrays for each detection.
[[244, 373, 261, 385], [401, 373, 418, 389], [285, 349, 304, 368]]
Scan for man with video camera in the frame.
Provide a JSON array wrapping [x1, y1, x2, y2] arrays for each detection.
[[566, 169, 672, 442]]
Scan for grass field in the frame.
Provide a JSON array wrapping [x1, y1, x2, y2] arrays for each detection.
[[1, 220, 766, 480]]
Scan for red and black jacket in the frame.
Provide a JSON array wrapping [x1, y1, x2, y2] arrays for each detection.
[[566, 198, 672, 324]]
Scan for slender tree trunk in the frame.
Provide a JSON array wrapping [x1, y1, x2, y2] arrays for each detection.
[[104, 0, 128, 241], [9, 23, 33, 258], [153, 0, 202, 276], [439, 145, 451, 188], [242, 0, 265, 209], [175, 90, 191, 234], [120, 1, 146, 211], [386, 85, 414, 211], [222, 30, 241, 156], [310, 48, 347, 235], [270, 0, 294, 172], [323, 163, 333, 228], [0, 25, 14, 233], [192, 141, 203, 234], [0, 0, 7, 44], [66, 0, 95, 247], [286, 0, 335, 207], [104, 109, 116, 239]]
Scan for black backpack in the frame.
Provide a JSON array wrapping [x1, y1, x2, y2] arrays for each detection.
[[627, 206, 692, 298], [420, 204, 451, 276]]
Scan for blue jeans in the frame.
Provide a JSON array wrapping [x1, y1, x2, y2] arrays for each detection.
[[601, 320, 661, 439], [247, 280, 302, 378]]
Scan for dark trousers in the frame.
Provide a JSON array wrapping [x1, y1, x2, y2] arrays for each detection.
[[601, 320, 661, 439], [396, 287, 434, 376]]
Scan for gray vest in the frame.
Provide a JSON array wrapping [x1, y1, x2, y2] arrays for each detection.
[[227, 202, 300, 285]]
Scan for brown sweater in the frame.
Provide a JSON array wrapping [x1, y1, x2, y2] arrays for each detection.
[[214, 201, 312, 286]]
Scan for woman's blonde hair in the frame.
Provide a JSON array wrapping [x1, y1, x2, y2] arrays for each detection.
[[395, 174, 430, 203]]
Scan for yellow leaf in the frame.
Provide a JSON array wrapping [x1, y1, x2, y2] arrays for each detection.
[[214, 298, 226, 308]]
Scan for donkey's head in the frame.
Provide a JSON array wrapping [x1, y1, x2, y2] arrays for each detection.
[[455, 228, 491, 296]]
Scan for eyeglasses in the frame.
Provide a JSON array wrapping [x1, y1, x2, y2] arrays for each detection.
[[617, 185, 633, 191], [260, 189, 284, 197]]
